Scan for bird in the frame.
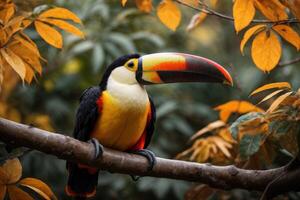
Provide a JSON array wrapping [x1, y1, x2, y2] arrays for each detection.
[[65, 52, 233, 199]]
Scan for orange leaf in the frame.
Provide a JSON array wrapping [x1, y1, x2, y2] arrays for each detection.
[[250, 82, 291, 96], [215, 100, 263, 122], [233, 0, 255, 32], [240, 24, 265, 54], [254, 0, 288, 21], [24, 65, 34, 84], [39, 7, 82, 24], [135, 0, 152, 13], [0, 184, 6, 200], [0, 158, 22, 184], [191, 120, 226, 141], [40, 18, 84, 38], [34, 21, 63, 48], [157, 0, 181, 31], [7, 186, 34, 200], [0, 2, 15, 24], [186, 12, 207, 31], [8, 41, 43, 75], [267, 91, 293, 113], [1, 48, 26, 81], [20, 178, 57, 200], [273, 25, 300, 50], [251, 30, 281, 72], [121, 0, 127, 6]]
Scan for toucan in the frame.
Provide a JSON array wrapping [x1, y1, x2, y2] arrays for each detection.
[[66, 53, 233, 199]]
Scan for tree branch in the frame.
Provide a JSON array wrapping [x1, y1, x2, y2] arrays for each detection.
[[0, 118, 300, 195], [175, 0, 299, 24]]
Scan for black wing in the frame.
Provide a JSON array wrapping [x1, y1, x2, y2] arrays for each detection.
[[73, 86, 102, 141], [144, 97, 156, 148]]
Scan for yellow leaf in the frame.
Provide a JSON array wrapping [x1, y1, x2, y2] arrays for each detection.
[[283, 0, 300, 21], [40, 19, 85, 38], [1, 48, 26, 81], [26, 115, 54, 132], [24, 65, 34, 84], [273, 25, 300, 50], [181, 0, 198, 7], [19, 32, 46, 61], [20, 178, 57, 200], [240, 24, 265, 54], [135, 0, 152, 13], [251, 30, 281, 72], [210, 0, 218, 7], [258, 89, 284, 104], [0, 158, 22, 184], [213, 137, 232, 158], [39, 7, 82, 24], [191, 120, 226, 141], [250, 82, 291, 96], [34, 21, 63, 48], [215, 100, 263, 122], [0, 184, 6, 200], [233, 0, 255, 32], [157, 0, 181, 31], [22, 19, 32, 28], [254, 0, 288, 21], [8, 42, 43, 76], [7, 186, 34, 200], [186, 12, 207, 31], [267, 91, 293, 113], [14, 34, 41, 58], [121, 0, 127, 6]]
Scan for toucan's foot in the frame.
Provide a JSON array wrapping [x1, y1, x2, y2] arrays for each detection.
[[88, 138, 103, 159], [128, 149, 156, 181]]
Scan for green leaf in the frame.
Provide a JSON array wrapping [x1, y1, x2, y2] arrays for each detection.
[[240, 134, 261, 159], [230, 112, 263, 139], [92, 44, 105, 72], [269, 120, 291, 136]]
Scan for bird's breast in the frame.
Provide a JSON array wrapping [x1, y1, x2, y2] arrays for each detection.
[[91, 83, 150, 151]]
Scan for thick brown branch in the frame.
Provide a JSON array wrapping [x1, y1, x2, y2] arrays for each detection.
[[0, 118, 300, 195], [175, 0, 299, 24]]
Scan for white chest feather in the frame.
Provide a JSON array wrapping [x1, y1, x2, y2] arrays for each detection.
[[106, 76, 149, 110]]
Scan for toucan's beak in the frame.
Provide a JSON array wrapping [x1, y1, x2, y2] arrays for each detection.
[[137, 53, 233, 86]]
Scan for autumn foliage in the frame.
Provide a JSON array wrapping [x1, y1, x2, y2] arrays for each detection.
[[123, 0, 300, 72], [0, 0, 83, 87], [0, 0, 300, 199], [0, 0, 84, 199]]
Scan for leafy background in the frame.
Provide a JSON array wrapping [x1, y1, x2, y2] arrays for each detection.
[[1, 0, 300, 199]]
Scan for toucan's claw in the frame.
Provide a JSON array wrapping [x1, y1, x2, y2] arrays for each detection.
[[128, 149, 156, 182], [130, 149, 156, 171], [88, 138, 104, 159], [130, 175, 140, 182]]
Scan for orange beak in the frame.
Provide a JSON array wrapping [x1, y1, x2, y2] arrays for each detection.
[[136, 53, 233, 86]]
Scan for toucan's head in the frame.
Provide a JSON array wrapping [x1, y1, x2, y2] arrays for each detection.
[[100, 53, 233, 89]]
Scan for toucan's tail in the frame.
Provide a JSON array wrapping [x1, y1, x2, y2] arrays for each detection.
[[66, 161, 99, 199]]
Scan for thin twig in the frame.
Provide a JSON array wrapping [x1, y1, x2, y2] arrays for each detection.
[[278, 57, 300, 67], [175, 0, 299, 24]]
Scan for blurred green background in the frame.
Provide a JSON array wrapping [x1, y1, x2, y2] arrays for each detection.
[[6, 0, 300, 199]]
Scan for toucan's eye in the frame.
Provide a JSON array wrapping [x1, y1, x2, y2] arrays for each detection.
[[127, 62, 134, 68]]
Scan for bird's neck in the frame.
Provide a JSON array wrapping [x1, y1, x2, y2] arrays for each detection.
[[106, 76, 149, 105]]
